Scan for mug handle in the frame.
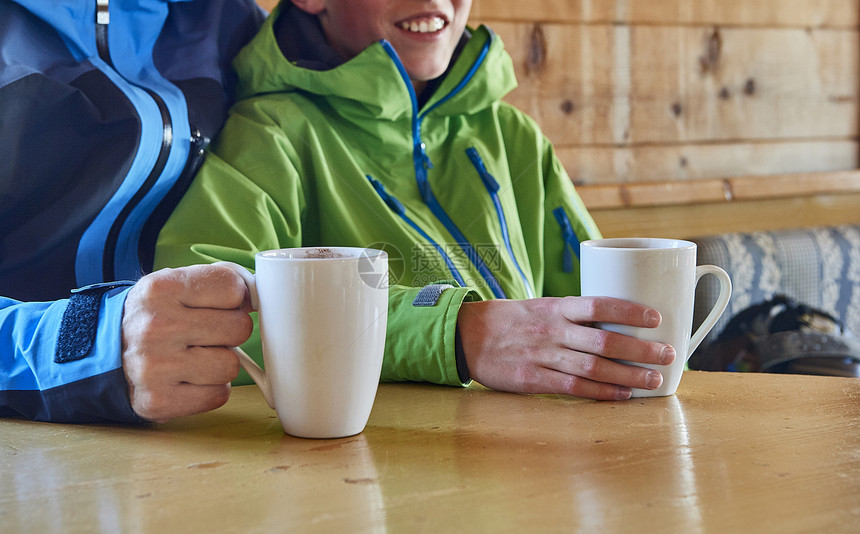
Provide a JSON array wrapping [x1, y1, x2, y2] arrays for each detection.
[[212, 261, 275, 409], [687, 265, 732, 360]]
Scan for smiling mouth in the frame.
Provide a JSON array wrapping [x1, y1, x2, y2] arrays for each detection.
[[398, 17, 446, 34]]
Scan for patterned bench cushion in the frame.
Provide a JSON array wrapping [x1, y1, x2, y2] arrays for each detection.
[[690, 225, 860, 352]]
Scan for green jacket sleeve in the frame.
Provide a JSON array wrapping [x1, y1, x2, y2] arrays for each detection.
[[382, 284, 479, 386]]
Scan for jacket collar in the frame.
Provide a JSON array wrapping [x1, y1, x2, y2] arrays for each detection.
[[234, 2, 517, 122], [11, 0, 190, 61]]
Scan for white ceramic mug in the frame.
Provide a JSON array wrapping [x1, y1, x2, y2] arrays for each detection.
[[580, 238, 731, 397], [216, 247, 388, 438]]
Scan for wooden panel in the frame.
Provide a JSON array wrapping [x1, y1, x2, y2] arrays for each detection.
[[588, 192, 860, 239], [486, 22, 859, 147], [472, 0, 860, 28], [578, 170, 860, 208], [557, 140, 858, 184], [263, 0, 860, 27], [630, 26, 859, 143]]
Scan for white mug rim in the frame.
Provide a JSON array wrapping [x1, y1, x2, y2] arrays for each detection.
[[581, 237, 696, 251], [256, 246, 387, 261]]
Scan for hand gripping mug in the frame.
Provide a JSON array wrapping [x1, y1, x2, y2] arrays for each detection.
[[580, 238, 731, 397]]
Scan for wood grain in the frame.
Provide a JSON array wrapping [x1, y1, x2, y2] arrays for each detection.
[[472, 0, 860, 28], [486, 22, 859, 147], [588, 192, 860, 238], [3, 376, 858, 533]]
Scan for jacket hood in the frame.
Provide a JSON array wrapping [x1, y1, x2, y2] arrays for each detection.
[[233, 2, 518, 121], [11, 0, 192, 60]]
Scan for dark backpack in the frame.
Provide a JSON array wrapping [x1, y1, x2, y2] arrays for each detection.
[[690, 295, 860, 377]]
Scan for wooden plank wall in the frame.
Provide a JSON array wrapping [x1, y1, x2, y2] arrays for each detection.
[[471, 0, 860, 237], [256, 1, 860, 238]]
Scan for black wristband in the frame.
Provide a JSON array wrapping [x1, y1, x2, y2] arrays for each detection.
[[455, 325, 470, 383]]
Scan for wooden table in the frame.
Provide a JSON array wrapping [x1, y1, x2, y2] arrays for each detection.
[[2, 371, 858, 533]]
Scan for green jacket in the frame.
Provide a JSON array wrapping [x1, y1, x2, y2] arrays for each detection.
[[155, 7, 601, 387]]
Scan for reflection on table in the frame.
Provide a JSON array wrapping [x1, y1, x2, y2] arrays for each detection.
[[2, 371, 858, 533]]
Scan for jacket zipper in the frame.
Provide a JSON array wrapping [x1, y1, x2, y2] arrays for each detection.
[[138, 127, 209, 272], [94, 0, 175, 280], [95, 0, 110, 63], [466, 147, 535, 298], [367, 176, 467, 287], [380, 39, 507, 299], [553, 207, 581, 273]]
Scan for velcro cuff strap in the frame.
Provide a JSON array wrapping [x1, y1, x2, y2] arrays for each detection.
[[412, 283, 455, 307], [55, 282, 133, 364]]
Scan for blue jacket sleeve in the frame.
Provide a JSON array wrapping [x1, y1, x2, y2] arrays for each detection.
[[0, 284, 145, 424]]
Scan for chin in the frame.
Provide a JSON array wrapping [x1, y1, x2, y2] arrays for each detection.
[[405, 64, 449, 84]]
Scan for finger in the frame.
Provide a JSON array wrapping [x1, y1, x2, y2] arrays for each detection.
[[561, 323, 675, 366], [133, 383, 232, 423], [547, 372, 633, 401], [560, 296, 662, 328], [143, 265, 250, 310], [173, 307, 255, 348], [143, 346, 243, 386], [504, 363, 634, 401], [179, 346, 243, 385], [543, 349, 665, 391]]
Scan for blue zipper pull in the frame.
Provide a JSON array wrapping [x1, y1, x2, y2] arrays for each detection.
[[465, 147, 499, 192], [415, 142, 433, 170], [414, 143, 435, 204], [466, 147, 534, 298], [553, 207, 578, 273]]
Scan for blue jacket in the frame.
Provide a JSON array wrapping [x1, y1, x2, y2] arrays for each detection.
[[0, 0, 265, 422]]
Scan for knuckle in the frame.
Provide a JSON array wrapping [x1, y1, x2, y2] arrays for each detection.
[[589, 328, 613, 355], [209, 386, 231, 409], [131, 390, 166, 421], [237, 312, 255, 340], [524, 319, 553, 340], [579, 355, 603, 377], [577, 296, 602, 319], [136, 269, 179, 297], [216, 312, 253, 348], [535, 296, 561, 315], [210, 266, 249, 304], [226, 355, 241, 380], [511, 365, 539, 391], [560, 374, 585, 396], [214, 348, 242, 380], [128, 357, 161, 387]]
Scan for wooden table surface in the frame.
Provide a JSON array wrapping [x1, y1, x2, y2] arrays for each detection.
[[2, 371, 858, 533]]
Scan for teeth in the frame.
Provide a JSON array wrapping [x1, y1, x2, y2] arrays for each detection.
[[400, 17, 445, 33]]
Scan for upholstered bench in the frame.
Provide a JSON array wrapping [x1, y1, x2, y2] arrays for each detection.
[[688, 224, 860, 372]]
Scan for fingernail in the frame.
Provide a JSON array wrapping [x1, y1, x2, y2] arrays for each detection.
[[660, 345, 676, 365], [616, 387, 632, 400], [644, 309, 661, 327], [646, 371, 663, 389]]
